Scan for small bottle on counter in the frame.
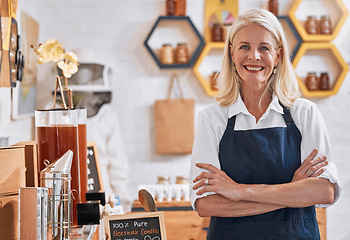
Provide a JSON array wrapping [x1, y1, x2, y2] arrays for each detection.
[[305, 16, 317, 35], [160, 43, 174, 65], [268, 0, 279, 16], [211, 23, 224, 42], [175, 0, 186, 16], [306, 72, 319, 91], [166, 0, 176, 16], [320, 15, 332, 35], [320, 72, 330, 90], [175, 42, 189, 64]]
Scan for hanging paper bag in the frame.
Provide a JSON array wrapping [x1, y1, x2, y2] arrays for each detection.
[[155, 73, 195, 155]]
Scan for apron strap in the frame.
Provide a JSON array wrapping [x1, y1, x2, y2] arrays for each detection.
[[279, 102, 296, 127], [228, 115, 236, 130]]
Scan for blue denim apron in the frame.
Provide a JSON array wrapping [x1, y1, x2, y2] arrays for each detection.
[[207, 106, 320, 240]]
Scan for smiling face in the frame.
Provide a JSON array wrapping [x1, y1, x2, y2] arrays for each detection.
[[230, 24, 281, 89]]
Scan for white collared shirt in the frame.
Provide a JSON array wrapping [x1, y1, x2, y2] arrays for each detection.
[[189, 94, 341, 210]]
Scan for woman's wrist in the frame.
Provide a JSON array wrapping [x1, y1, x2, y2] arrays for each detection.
[[234, 183, 251, 201]]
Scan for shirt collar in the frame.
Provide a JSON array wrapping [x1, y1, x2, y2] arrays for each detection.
[[228, 93, 284, 119]]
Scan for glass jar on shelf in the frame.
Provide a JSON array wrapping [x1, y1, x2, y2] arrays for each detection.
[[160, 43, 174, 65], [306, 72, 319, 91], [320, 15, 332, 35], [175, 0, 186, 16], [166, 0, 176, 16], [175, 42, 189, 64], [268, 0, 279, 16], [305, 16, 317, 35], [320, 72, 330, 90], [211, 23, 223, 42]]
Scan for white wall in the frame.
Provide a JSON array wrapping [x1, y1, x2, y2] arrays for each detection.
[[1, 0, 349, 239]]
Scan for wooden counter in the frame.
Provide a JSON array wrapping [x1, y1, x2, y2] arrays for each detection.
[[133, 201, 327, 240]]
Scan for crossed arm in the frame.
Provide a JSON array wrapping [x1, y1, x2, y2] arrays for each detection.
[[193, 150, 335, 218]]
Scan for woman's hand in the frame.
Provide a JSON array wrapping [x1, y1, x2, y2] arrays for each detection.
[[193, 163, 244, 201], [292, 149, 328, 182]]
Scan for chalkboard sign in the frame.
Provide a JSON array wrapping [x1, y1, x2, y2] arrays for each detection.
[[104, 212, 167, 240], [87, 142, 104, 192]]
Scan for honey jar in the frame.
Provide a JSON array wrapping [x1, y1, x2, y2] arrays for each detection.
[[320, 15, 332, 35], [305, 16, 317, 35], [320, 72, 330, 90], [166, 0, 176, 16], [306, 72, 319, 91], [175, 0, 186, 16], [175, 42, 189, 64], [268, 0, 279, 16], [160, 43, 174, 65], [211, 23, 223, 42]]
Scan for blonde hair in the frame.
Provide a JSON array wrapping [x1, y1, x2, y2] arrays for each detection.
[[216, 8, 299, 108]]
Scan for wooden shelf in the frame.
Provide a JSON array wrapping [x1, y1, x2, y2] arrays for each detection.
[[204, 0, 238, 42], [288, 0, 348, 42], [144, 16, 205, 69], [292, 42, 348, 98], [193, 42, 225, 97]]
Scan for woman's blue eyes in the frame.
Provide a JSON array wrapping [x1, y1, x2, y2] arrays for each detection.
[[239, 46, 270, 51]]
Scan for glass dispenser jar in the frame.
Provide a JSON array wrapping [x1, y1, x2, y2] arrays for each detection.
[[35, 109, 80, 226]]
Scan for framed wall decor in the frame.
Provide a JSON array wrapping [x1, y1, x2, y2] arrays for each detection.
[[11, 11, 38, 119]]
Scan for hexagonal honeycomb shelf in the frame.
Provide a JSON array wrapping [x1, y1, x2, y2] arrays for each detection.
[[144, 16, 205, 69], [292, 42, 348, 98], [277, 16, 302, 61], [288, 0, 348, 42], [193, 42, 225, 97]]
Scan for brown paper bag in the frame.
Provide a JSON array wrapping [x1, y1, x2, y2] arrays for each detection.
[[155, 73, 195, 154]]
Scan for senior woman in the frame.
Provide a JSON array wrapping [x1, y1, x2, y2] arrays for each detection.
[[189, 9, 340, 239]]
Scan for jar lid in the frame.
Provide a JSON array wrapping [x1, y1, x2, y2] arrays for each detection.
[[162, 43, 172, 46], [177, 42, 187, 46], [320, 72, 329, 75], [157, 176, 170, 184], [176, 176, 188, 180], [307, 15, 317, 19], [307, 72, 317, 75], [321, 15, 330, 19]]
